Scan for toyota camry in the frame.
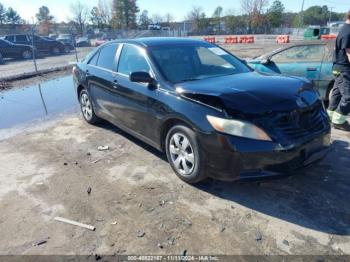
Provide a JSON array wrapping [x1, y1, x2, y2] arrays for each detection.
[[73, 38, 331, 184]]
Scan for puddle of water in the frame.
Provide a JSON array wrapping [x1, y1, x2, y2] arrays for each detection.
[[0, 76, 79, 133]]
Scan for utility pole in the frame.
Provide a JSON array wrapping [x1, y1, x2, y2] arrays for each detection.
[[300, 0, 305, 27], [297, 0, 305, 35], [329, 7, 334, 25], [31, 17, 38, 74]]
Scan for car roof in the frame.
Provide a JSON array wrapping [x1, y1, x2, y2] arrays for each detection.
[[111, 37, 209, 47]]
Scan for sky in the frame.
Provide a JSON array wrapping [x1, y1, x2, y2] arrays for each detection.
[[0, 0, 348, 23]]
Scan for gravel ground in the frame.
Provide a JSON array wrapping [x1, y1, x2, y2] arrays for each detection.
[[0, 115, 349, 256]]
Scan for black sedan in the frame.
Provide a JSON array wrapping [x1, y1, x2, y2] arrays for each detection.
[[73, 38, 331, 184], [0, 39, 35, 61]]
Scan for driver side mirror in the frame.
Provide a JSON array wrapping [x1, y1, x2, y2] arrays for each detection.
[[130, 72, 154, 84], [261, 57, 271, 65]]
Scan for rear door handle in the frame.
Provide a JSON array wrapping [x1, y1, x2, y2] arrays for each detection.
[[112, 79, 119, 88]]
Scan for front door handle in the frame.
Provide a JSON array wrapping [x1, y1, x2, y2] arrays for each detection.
[[307, 67, 317, 71]]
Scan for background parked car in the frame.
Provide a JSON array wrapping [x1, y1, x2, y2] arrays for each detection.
[[248, 41, 334, 104], [0, 39, 35, 61], [57, 34, 75, 51], [48, 33, 58, 40], [76, 37, 91, 47], [3, 34, 65, 55]]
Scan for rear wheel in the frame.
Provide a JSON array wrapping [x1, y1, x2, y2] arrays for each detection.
[[22, 50, 32, 59], [51, 47, 61, 55], [165, 125, 207, 184], [79, 89, 100, 124]]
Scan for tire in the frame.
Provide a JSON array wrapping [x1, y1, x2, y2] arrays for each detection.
[[64, 46, 70, 53], [79, 89, 100, 124], [22, 50, 32, 59], [325, 81, 335, 109], [0, 52, 3, 64], [51, 47, 61, 55], [165, 125, 207, 184]]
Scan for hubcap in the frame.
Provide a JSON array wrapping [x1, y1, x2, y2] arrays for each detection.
[[169, 133, 195, 176], [53, 48, 60, 54], [23, 51, 31, 59], [80, 93, 93, 121]]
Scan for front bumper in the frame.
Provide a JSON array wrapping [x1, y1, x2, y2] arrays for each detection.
[[199, 131, 331, 181]]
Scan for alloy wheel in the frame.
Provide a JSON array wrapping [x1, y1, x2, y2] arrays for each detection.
[[53, 47, 60, 55], [169, 132, 195, 176], [80, 93, 93, 121], [22, 50, 32, 59]]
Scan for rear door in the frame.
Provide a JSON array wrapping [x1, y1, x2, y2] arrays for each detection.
[[86, 43, 120, 124], [267, 45, 325, 84], [15, 35, 29, 45]]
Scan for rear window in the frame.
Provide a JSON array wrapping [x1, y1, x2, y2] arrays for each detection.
[[16, 35, 27, 42], [5, 35, 14, 42], [96, 44, 118, 71], [88, 51, 100, 66]]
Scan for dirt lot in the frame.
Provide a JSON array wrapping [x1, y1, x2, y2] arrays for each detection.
[[0, 114, 349, 256], [0, 41, 349, 258]]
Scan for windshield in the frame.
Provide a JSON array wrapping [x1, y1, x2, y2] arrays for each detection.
[[149, 44, 251, 83]]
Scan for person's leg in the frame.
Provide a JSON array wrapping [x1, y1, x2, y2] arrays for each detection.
[[328, 79, 341, 120], [332, 72, 350, 131]]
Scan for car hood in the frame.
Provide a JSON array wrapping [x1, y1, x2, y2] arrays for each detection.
[[174, 72, 318, 115]]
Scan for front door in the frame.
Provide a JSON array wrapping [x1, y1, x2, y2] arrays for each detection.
[[113, 43, 159, 143], [266, 45, 325, 87]]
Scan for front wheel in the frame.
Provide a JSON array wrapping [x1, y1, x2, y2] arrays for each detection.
[[165, 125, 207, 184], [79, 89, 100, 124]]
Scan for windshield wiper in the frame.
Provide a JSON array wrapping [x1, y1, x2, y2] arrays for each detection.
[[174, 78, 203, 84]]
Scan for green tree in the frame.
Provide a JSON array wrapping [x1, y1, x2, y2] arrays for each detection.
[[112, 0, 139, 29], [36, 6, 54, 23], [0, 3, 6, 25], [5, 7, 21, 25], [267, 0, 284, 28], [303, 5, 329, 26], [212, 6, 223, 33], [138, 10, 150, 29]]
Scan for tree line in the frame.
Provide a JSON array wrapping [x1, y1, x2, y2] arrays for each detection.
[[0, 0, 347, 35]]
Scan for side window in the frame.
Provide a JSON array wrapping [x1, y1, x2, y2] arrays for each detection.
[[88, 51, 100, 66], [5, 36, 14, 42], [96, 44, 118, 71], [272, 45, 325, 63], [0, 40, 7, 47], [118, 44, 151, 76], [16, 35, 27, 42]]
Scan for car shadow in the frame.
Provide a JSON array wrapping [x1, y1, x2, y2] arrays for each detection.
[[196, 139, 350, 236], [95, 120, 167, 161], [94, 120, 350, 236]]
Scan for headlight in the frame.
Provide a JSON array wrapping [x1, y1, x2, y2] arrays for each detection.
[[206, 115, 272, 141]]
